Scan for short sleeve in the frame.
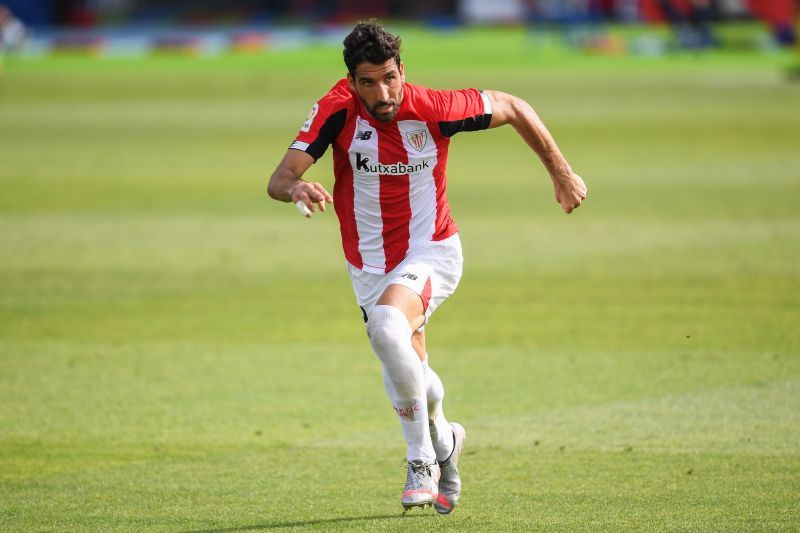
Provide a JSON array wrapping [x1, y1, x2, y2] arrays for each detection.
[[428, 88, 493, 138], [289, 82, 350, 161]]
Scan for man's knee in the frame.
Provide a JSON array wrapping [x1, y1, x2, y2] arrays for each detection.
[[376, 283, 425, 331], [367, 305, 412, 355], [370, 306, 424, 401]]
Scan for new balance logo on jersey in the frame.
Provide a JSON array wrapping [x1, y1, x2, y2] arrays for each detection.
[[355, 131, 373, 140], [355, 153, 431, 175], [400, 272, 418, 280]]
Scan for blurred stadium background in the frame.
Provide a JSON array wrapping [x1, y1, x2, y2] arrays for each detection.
[[1, 0, 798, 56]]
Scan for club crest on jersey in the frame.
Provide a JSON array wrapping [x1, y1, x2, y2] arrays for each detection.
[[300, 103, 319, 133], [406, 129, 427, 152]]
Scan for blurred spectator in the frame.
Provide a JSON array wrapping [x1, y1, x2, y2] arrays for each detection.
[[0, 3, 26, 52], [659, 0, 717, 49], [747, 0, 797, 47], [54, 0, 97, 27]]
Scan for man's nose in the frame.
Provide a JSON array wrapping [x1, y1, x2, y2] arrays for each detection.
[[378, 83, 390, 101]]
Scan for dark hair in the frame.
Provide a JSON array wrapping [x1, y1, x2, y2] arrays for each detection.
[[343, 19, 402, 76]]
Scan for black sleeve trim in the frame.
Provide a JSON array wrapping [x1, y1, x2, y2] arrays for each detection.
[[438, 112, 492, 138], [303, 108, 347, 161]]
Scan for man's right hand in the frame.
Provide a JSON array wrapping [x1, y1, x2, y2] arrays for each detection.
[[291, 180, 333, 217], [268, 149, 332, 218]]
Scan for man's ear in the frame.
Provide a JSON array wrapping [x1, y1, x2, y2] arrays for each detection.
[[347, 73, 355, 92], [399, 61, 405, 82]]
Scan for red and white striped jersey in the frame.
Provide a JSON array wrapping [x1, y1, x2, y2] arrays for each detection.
[[290, 79, 492, 275]]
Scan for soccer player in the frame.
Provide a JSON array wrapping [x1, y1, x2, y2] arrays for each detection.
[[267, 19, 586, 513]]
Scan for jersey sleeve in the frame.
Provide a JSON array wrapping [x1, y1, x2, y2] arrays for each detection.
[[427, 88, 493, 138], [289, 84, 349, 161]]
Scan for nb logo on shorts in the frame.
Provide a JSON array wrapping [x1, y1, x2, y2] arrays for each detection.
[[400, 272, 418, 280], [355, 131, 373, 140]]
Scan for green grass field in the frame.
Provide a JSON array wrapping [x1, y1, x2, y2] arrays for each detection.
[[1, 28, 799, 531]]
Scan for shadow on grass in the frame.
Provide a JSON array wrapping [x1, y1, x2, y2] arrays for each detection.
[[185, 512, 429, 531]]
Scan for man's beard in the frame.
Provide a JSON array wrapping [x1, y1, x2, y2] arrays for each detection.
[[363, 87, 403, 122]]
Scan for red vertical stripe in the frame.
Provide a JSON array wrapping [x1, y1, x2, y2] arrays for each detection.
[[333, 118, 362, 269], [378, 125, 411, 272], [429, 129, 458, 241]]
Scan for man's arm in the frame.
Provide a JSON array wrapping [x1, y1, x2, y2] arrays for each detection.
[[485, 90, 587, 214], [267, 149, 333, 217]]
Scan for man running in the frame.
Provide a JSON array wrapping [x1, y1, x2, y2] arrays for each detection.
[[267, 19, 586, 514]]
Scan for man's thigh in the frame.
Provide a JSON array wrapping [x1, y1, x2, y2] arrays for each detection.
[[347, 234, 463, 326]]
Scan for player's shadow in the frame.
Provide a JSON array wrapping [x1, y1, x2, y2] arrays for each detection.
[[185, 512, 429, 531]]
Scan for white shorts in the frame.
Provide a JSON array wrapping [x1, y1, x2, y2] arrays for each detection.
[[347, 233, 463, 327]]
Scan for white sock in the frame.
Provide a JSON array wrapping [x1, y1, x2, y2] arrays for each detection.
[[367, 305, 435, 463], [424, 359, 455, 462]]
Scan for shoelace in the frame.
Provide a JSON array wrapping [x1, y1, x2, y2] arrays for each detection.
[[405, 461, 434, 490]]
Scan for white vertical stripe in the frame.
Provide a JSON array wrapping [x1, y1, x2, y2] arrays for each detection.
[[397, 120, 437, 252], [349, 117, 385, 273]]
